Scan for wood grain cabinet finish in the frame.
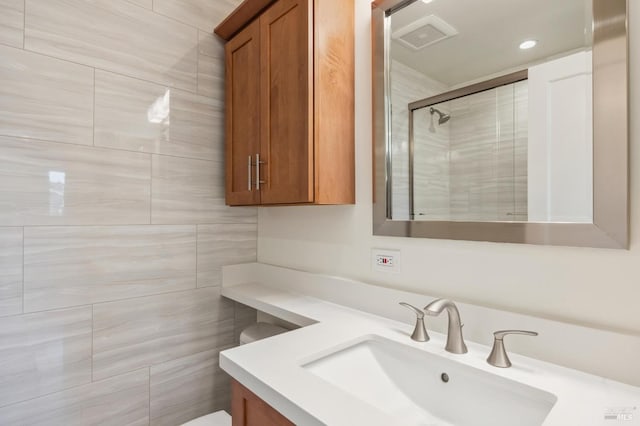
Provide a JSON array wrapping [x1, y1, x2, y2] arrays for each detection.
[[221, 0, 354, 206], [231, 379, 295, 426], [225, 19, 261, 206]]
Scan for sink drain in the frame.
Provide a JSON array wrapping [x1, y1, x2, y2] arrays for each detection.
[[440, 373, 449, 383]]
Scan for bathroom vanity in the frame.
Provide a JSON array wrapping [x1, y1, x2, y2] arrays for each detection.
[[219, 264, 640, 426], [231, 379, 294, 426]]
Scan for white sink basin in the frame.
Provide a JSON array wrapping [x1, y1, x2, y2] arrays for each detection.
[[302, 336, 557, 426]]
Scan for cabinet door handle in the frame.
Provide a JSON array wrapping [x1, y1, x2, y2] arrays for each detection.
[[247, 155, 252, 191], [256, 154, 260, 190], [256, 154, 266, 190]]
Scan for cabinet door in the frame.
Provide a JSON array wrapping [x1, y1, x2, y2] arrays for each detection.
[[225, 20, 261, 206], [259, 0, 314, 204], [231, 379, 294, 426]]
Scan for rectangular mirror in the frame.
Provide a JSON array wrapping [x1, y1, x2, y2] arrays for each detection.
[[372, 0, 628, 248]]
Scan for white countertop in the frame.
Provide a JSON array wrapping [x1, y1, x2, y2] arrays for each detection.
[[220, 282, 640, 426]]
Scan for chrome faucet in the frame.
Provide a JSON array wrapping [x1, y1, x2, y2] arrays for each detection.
[[424, 299, 468, 354]]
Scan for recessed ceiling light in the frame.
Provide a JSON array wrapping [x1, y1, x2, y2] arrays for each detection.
[[519, 40, 537, 50], [421, 0, 434, 4]]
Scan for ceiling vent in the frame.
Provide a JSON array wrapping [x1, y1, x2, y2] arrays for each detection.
[[392, 15, 458, 50]]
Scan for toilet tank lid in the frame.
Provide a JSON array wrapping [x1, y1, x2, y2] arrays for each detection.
[[240, 322, 288, 344], [180, 410, 230, 426]]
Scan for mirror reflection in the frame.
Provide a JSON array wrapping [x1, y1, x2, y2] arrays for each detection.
[[388, 0, 593, 223]]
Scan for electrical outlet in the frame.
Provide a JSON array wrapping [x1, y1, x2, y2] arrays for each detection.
[[371, 249, 401, 273], [376, 254, 395, 268]]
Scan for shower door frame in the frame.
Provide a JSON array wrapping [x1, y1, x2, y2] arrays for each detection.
[[407, 70, 528, 221]]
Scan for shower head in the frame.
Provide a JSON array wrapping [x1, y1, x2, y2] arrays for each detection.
[[430, 107, 450, 125]]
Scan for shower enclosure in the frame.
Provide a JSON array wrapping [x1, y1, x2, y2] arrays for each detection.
[[409, 73, 528, 222]]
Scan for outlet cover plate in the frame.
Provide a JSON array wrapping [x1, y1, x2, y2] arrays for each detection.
[[371, 248, 401, 273]]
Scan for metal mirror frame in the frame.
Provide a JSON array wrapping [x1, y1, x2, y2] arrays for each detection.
[[372, 0, 629, 248]]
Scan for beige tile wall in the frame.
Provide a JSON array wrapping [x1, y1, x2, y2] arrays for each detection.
[[406, 74, 528, 222], [149, 348, 233, 426], [197, 30, 225, 98], [0, 0, 256, 424], [448, 82, 529, 221], [0, 228, 22, 317], [0, 0, 24, 48], [389, 60, 448, 220], [0, 46, 94, 146]]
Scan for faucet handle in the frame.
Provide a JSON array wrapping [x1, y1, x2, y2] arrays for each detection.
[[487, 330, 538, 368], [493, 330, 537, 339], [400, 302, 424, 318], [399, 302, 429, 342]]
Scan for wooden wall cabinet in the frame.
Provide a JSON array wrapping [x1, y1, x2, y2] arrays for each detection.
[[231, 379, 294, 426], [219, 0, 354, 206]]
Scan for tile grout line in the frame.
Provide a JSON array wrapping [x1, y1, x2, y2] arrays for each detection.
[[0, 131, 224, 164], [21, 226, 24, 314], [233, 301, 237, 342], [148, 366, 151, 422], [79, 0, 208, 36], [10, 220, 257, 229], [18, 46, 202, 97], [255, 215, 260, 264], [0, 368, 150, 410], [87, 285, 218, 307], [92, 68, 96, 146], [149, 155, 153, 225], [82, 61, 212, 100], [3, 303, 93, 319], [146, 4, 216, 36], [196, 31, 200, 94], [0, 40, 25, 49], [22, 0, 25, 49], [91, 304, 94, 382], [6, 285, 222, 319], [195, 224, 199, 288]]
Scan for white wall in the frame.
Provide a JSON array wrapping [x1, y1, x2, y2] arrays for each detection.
[[258, 0, 640, 336], [528, 51, 594, 222]]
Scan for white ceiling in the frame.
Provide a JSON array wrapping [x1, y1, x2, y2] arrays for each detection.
[[390, 0, 592, 87]]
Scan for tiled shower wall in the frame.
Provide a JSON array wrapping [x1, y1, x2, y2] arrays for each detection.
[[448, 81, 528, 222], [392, 59, 528, 222], [390, 59, 447, 220], [0, 0, 258, 424]]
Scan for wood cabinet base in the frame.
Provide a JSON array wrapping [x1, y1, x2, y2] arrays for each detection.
[[231, 379, 295, 426]]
